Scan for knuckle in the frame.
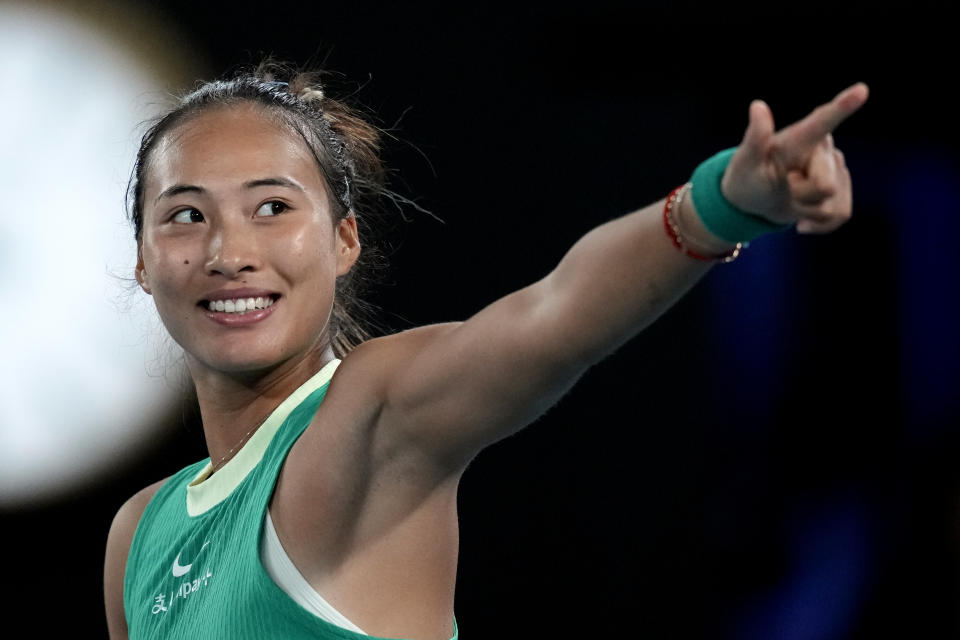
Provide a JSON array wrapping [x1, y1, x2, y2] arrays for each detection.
[[796, 207, 826, 223], [792, 186, 820, 205], [823, 203, 852, 223], [813, 177, 836, 198]]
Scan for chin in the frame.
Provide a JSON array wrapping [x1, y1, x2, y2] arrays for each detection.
[[185, 338, 327, 380]]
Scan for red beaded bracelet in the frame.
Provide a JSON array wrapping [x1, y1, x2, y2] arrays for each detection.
[[663, 183, 743, 263]]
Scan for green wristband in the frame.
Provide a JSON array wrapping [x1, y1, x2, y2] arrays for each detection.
[[690, 147, 792, 244]]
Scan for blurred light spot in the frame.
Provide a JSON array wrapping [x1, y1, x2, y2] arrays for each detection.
[[0, 2, 192, 506]]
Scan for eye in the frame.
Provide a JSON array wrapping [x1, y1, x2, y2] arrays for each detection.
[[255, 201, 289, 217], [171, 208, 204, 224]]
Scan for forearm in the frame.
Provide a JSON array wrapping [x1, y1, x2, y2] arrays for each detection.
[[543, 191, 739, 367]]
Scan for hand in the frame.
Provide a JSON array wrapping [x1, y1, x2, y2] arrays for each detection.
[[720, 83, 869, 234]]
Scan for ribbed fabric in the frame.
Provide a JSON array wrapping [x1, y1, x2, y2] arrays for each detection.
[[124, 364, 458, 640]]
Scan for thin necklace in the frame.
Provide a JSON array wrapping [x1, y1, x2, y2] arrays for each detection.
[[210, 411, 272, 473]]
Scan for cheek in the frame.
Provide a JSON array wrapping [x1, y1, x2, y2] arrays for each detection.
[[141, 244, 195, 304], [142, 231, 192, 267], [149, 271, 194, 319], [276, 225, 337, 281]]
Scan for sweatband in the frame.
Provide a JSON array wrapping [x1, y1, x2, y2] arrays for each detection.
[[690, 148, 793, 243]]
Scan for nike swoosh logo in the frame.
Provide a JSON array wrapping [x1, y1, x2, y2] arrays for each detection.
[[172, 541, 210, 578]]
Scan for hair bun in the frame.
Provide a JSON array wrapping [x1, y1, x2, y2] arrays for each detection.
[[298, 87, 325, 104]]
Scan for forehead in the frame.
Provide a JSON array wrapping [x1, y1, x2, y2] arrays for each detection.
[[144, 104, 327, 201]]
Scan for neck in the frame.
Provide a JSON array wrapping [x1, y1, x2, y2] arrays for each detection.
[[187, 343, 337, 470]]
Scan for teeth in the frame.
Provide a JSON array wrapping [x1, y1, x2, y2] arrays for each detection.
[[207, 296, 275, 314]]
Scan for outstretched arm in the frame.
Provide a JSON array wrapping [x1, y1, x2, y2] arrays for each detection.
[[364, 83, 869, 470]]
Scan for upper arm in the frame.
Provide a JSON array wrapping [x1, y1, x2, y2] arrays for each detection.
[[362, 276, 589, 469], [104, 479, 166, 640]]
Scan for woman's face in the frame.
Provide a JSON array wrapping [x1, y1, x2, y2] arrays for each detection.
[[137, 104, 360, 377]]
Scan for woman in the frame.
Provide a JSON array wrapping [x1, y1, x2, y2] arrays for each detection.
[[103, 64, 868, 639]]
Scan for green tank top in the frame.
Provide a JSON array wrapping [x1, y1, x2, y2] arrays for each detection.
[[124, 361, 458, 639]]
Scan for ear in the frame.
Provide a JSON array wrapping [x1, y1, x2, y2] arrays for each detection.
[[335, 214, 361, 276], [135, 246, 152, 295]]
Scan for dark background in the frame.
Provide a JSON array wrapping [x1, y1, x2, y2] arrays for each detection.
[[6, 1, 959, 638]]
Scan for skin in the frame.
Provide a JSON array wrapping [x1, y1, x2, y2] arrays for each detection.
[[105, 85, 868, 640]]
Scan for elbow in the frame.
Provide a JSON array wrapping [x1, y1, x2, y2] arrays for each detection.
[[536, 268, 643, 372], [526, 275, 606, 376]]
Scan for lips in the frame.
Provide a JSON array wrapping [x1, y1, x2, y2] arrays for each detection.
[[198, 288, 281, 321]]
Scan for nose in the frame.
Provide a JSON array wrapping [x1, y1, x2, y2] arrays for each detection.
[[204, 217, 259, 279]]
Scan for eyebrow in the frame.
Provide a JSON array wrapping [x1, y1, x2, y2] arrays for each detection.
[[154, 177, 305, 205], [243, 177, 304, 192], [154, 184, 203, 204]]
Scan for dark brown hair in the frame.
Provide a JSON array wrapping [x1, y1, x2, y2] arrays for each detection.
[[128, 61, 392, 357]]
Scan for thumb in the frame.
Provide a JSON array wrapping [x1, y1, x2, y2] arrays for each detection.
[[740, 99, 775, 161]]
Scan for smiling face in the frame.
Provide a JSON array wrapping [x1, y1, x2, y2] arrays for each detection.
[[136, 103, 360, 379]]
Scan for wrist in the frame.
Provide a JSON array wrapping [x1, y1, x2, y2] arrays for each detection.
[[676, 189, 742, 255], [690, 148, 792, 243], [662, 184, 743, 263]]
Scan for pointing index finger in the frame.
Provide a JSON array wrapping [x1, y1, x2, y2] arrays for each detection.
[[776, 83, 869, 161]]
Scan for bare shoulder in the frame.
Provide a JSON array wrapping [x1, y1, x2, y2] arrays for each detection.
[[107, 478, 169, 554], [103, 478, 168, 640], [326, 322, 463, 410]]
